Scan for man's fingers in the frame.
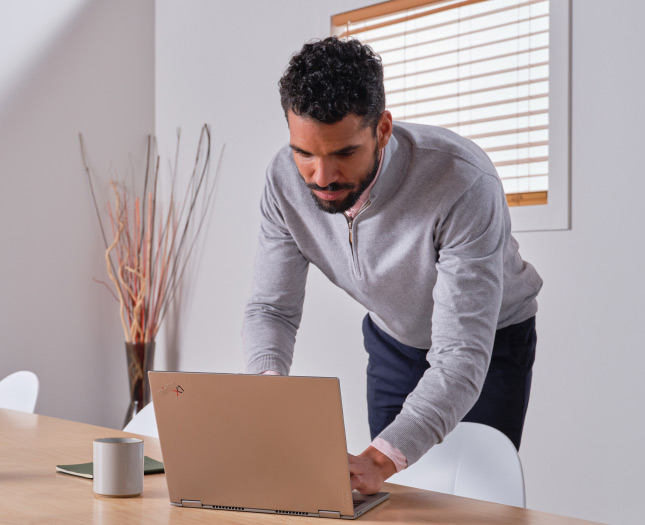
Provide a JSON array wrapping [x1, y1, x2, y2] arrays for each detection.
[[350, 473, 357, 491], [348, 451, 384, 494], [350, 473, 365, 493], [352, 475, 378, 495], [347, 453, 362, 475]]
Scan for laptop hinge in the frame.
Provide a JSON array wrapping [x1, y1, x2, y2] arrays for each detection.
[[181, 499, 203, 508], [318, 510, 341, 519]]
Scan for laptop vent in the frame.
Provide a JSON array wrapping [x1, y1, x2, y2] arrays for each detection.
[[213, 505, 244, 511], [276, 510, 308, 516]]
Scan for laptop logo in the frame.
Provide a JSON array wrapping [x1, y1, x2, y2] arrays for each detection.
[[172, 385, 185, 396], [158, 381, 184, 396]]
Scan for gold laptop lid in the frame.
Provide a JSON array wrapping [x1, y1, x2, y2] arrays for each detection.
[[149, 372, 355, 516]]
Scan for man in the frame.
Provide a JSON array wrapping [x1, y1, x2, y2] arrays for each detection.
[[243, 37, 542, 495]]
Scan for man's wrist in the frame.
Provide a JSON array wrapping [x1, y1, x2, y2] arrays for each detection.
[[360, 446, 397, 481], [370, 437, 408, 472]]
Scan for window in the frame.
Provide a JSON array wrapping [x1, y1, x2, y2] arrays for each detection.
[[332, 0, 570, 231]]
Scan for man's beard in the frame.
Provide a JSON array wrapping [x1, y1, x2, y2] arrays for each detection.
[[305, 145, 380, 214]]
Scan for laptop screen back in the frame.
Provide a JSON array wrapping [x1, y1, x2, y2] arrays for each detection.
[[149, 372, 355, 516]]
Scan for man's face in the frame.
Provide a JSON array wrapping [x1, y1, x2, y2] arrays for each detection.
[[288, 110, 392, 214]]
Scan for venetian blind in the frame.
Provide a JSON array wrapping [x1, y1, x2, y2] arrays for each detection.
[[332, 0, 550, 206]]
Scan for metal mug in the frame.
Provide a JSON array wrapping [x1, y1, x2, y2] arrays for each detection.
[[93, 437, 144, 497]]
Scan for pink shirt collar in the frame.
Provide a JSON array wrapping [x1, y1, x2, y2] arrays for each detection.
[[344, 148, 384, 219]]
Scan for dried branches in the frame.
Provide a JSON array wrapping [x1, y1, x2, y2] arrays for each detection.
[[80, 125, 223, 343]]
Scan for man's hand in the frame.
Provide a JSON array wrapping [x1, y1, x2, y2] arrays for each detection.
[[348, 446, 397, 495]]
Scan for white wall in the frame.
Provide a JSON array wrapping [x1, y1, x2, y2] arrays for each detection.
[[516, 2, 645, 523], [0, 0, 155, 428]]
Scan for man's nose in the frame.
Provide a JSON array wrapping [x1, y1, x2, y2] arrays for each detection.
[[312, 157, 338, 188]]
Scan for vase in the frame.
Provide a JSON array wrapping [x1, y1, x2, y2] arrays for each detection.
[[124, 341, 156, 428]]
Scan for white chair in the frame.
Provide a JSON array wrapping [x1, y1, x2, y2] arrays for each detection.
[[123, 402, 158, 437], [0, 371, 39, 413], [388, 422, 526, 508]]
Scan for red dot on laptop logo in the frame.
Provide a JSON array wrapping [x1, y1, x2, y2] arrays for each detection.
[[172, 385, 184, 396]]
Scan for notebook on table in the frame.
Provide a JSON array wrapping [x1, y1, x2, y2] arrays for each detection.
[[56, 456, 164, 478], [148, 371, 389, 519]]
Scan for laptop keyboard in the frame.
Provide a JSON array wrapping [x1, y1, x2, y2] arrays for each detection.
[[352, 494, 368, 508]]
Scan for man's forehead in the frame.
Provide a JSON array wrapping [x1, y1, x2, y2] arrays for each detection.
[[287, 111, 371, 152]]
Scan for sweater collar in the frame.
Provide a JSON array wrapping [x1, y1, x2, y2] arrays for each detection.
[[366, 131, 408, 206]]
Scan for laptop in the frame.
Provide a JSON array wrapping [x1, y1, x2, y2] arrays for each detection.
[[148, 371, 389, 519]]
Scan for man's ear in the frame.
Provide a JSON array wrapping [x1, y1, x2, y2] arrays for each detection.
[[377, 111, 393, 149]]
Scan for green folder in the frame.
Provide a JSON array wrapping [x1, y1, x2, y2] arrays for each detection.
[[56, 456, 164, 479]]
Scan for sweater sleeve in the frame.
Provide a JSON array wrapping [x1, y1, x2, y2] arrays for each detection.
[[242, 175, 309, 376], [377, 171, 506, 465]]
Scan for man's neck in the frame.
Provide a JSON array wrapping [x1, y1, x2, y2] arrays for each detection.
[[344, 149, 384, 219]]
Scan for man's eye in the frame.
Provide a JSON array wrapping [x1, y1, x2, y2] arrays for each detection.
[[337, 151, 355, 158]]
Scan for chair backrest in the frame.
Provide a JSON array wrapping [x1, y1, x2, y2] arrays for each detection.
[[0, 371, 39, 413], [388, 422, 526, 507], [123, 402, 158, 437]]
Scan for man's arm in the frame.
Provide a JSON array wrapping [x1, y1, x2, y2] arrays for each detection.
[[243, 175, 309, 375], [374, 171, 507, 473]]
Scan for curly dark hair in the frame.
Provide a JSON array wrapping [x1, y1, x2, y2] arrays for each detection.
[[279, 37, 385, 131]]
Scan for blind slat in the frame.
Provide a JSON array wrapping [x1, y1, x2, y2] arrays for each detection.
[[392, 92, 547, 120], [387, 61, 549, 95], [385, 31, 548, 70], [494, 156, 548, 167], [385, 44, 549, 81], [387, 76, 548, 108], [427, 108, 548, 130], [501, 173, 548, 180], [484, 140, 548, 152], [465, 124, 548, 140], [377, 13, 548, 57]]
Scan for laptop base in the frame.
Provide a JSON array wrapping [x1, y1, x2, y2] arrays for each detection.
[[171, 491, 389, 520]]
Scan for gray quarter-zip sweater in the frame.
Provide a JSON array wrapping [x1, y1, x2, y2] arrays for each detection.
[[243, 122, 542, 465]]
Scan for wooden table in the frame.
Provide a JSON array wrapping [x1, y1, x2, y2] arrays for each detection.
[[0, 409, 600, 524]]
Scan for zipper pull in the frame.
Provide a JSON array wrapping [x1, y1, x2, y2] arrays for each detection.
[[347, 218, 354, 245]]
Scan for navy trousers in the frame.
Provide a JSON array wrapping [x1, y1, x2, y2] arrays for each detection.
[[363, 314, 536, 450]]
